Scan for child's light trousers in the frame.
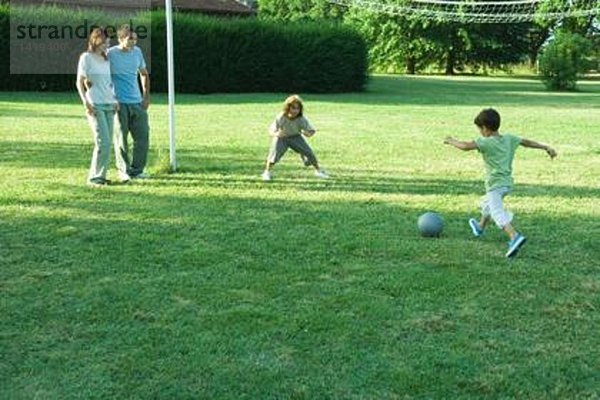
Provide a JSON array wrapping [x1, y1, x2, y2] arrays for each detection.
[[481, 186, 514, 228]]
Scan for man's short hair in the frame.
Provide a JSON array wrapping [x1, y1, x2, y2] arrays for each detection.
[[117, 25, 132, 39]]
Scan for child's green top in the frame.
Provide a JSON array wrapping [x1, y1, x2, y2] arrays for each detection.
[[475, 134, 522, 192]]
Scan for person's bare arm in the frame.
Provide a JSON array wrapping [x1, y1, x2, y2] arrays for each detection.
[[444, 137, 477, 151], [520, 138, 557, 158], [140, 68, 150, 110], [76, 76, 94, 115]]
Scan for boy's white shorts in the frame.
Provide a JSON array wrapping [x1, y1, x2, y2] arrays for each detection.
[[481, 186, 513, 228]]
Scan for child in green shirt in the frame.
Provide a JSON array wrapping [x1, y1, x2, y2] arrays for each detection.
[[444, 108, 557, 258]]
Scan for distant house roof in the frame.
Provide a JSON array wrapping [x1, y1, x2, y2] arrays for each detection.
[[151, 0, 254, 16], [14, 0, 150, 10], [15, 0, 255, 16]]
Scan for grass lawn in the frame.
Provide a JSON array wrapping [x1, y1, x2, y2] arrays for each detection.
[[1, 75, 599, 399]]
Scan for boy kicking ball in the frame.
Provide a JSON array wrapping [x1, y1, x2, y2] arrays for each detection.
[[444, 108, 557, 258]]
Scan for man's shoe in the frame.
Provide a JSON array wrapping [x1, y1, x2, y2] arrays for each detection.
[[87, 179, 109, 187], [261, 171, 272, 181], [315, 170, 329, 179], [506, 234, 527, 258], [131, 172, 150, 179], [469, 218, 483, 237]]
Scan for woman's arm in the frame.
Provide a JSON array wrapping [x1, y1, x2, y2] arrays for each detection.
[[76, 75, 94, 116]]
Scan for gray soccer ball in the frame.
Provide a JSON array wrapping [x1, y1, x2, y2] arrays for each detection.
[[418, 212, 444, 237]]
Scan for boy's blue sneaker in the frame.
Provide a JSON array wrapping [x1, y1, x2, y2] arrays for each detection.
[[468, 218, 483, 237], [506, 234, 527, 258]]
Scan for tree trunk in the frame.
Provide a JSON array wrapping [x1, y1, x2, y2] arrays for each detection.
[[406, 57, 416, 75], [445, 51, 455, 75]]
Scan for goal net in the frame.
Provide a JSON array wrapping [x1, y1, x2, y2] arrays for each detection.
[[330, 0, 600, 23]]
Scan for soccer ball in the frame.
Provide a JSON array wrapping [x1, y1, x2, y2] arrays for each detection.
[[418, 212, 444, 237]]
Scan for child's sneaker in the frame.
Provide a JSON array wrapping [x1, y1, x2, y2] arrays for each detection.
[[468, 218, 483, 237], [315, 170, 329, 179], [506, 234, 527, 258], [261, 170, 272, 181]]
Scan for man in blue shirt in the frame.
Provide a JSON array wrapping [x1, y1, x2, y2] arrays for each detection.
[[108, 25, 150, 180]]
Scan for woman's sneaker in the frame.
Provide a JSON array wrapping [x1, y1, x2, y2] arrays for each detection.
[[118, 172, 131, 182], [468, 218, 483, 237], [261, 170, 272, 181], [506, 234, 527, 258]]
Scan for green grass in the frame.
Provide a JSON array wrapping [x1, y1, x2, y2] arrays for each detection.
[[1, 75, 599, 399]]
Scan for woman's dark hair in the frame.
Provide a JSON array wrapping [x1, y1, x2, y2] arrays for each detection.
[[87, 27, 108, 60]]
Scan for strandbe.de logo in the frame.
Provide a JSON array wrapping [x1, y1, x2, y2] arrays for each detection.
[[15, 19, 149, 40], [10, 0, 151, 75]]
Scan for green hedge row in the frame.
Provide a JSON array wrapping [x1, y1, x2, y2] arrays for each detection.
[[0, 6, 368, 93]]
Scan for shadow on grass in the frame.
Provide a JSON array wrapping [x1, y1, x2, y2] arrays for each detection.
[[143, 76, 600, 107], [2, 182, 598, 271], [2, 142, 599, 200], [324, 76, 600, 107], [0, 91, 80, 105], [1, 141, 90, 169], [1, 180, 599, 399], [158, 172, 600, 199], [0, 109, 83, 119], [162, 147, 600, 199], [2, 76, 599, 108]]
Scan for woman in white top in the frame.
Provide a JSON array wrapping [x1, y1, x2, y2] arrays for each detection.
[[76, 28, 120, 186]]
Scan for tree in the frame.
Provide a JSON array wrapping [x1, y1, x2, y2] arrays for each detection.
[[346, 4, 532, 74], [259, 0, 545, 75], [344, 7, 434, 74], [257, 0, 344, 22], [539, 31, 592, 90]]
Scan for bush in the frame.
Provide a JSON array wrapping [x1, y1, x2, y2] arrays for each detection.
[[151, 12, 367, 93], [0, 6, 367, 93], [538, 31, 592, 91]]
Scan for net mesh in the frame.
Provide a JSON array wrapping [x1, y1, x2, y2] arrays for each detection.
[[330, 0, 600, 23]]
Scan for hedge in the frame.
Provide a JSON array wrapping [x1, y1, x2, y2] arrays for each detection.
[[0, 6, 368, 93]]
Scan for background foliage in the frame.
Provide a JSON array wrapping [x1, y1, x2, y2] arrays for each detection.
[[259, 0, 598, 78], [539, 31, 593, 90], [151, 12, 367, 93], [0, 5, 368, 93]]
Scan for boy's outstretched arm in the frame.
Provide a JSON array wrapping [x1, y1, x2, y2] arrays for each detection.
[[520, 138, 557, 159], [444, 137, 477, 151]]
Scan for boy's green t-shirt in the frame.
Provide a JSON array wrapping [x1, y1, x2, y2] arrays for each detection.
[[475, 134, 522, 192]]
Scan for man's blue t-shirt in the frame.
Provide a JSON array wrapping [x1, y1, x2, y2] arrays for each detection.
[[107, 46, 146, 104]]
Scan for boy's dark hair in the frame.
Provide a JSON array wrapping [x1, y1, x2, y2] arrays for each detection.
[[474, 108, 501, 131]]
